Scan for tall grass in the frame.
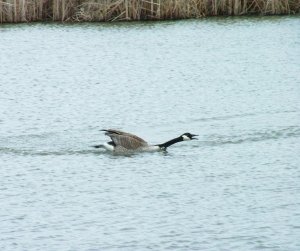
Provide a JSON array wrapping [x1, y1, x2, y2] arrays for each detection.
[[0, 0, 299, 23]]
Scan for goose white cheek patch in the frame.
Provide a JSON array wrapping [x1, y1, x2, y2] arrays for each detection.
[[182, 135, 190, 141]]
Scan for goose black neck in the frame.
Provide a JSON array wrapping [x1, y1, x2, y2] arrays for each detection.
[[157, 136, 183, 149]]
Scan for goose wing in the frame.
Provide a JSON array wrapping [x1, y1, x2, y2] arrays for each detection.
[[102, 129, 148, 150]]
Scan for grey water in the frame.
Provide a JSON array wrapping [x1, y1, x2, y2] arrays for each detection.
[[0, 16, 300, 250]]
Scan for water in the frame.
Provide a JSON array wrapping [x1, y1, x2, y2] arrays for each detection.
[[1, 16, 300, 250]]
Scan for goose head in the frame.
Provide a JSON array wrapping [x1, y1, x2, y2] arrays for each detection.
[[181, 133, 198, 141]]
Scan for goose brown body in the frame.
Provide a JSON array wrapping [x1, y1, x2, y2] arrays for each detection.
[[102, 129, 148, 150]]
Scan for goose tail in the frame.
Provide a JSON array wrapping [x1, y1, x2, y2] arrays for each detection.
[[91, 144, 104, 148]]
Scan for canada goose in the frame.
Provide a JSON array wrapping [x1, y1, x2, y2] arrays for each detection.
[[93, 129, 198, 152]]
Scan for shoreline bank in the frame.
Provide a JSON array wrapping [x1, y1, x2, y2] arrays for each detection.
[[0, 0, 299, 23]]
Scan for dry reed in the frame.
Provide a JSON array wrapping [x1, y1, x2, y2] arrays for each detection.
[[0, 0, 299, 23]]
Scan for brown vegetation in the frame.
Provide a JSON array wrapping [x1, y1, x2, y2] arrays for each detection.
[[0, 0, 299, 23]]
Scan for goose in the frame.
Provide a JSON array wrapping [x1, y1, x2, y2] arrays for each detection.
[[93, 129, 198, 152]]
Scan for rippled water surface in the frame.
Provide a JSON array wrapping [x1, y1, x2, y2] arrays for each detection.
[[1, 17, 300, 250]]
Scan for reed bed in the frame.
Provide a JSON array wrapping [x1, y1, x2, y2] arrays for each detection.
[[0, 0, 299, 23]]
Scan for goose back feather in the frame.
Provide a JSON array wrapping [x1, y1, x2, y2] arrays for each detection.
[[102, 129, 148, 150]]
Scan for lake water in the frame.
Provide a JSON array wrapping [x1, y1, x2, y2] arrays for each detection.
[[0, 16, 300, 250]]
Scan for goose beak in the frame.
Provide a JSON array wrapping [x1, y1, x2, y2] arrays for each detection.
[[191, 134, 198, 140]]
